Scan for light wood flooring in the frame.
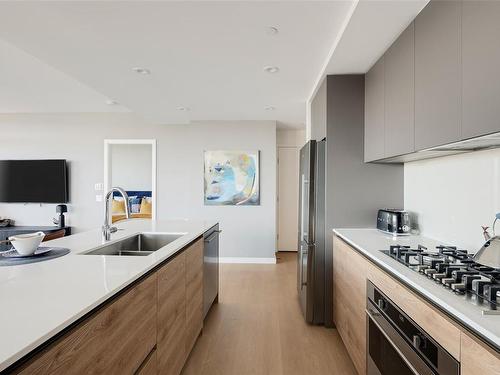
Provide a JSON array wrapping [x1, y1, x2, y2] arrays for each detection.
[[181, 252, 357, 375]]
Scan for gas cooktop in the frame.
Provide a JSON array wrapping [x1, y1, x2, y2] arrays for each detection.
[[381, 244, 500, 315]]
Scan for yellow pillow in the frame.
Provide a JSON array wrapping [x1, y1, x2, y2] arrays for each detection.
[[140, 198, 152, 215], [112, 199, 126, 214]]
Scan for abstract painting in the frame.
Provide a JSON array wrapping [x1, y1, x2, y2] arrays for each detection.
[[204, 150, 260, 205]]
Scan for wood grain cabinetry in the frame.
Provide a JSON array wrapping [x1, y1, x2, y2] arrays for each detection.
[[136, 349, 157, 375], [157, 252, 187, 375], [185, 238, 204, 355], [333, 236, 369, 375], [11, 236, 205, 375], [333, 234, 499, 374], [14, 274, 157, 375], [461, 333, 500, 375], [156, 238, 204, 375]]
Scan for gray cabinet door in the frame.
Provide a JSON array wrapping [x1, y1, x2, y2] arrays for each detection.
[[462, 1, 500, 139], [364, 57, 385, 162], [384, 22, 415, 157], [414, 0, 461, 150]]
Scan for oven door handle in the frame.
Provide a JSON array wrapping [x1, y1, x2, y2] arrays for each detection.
[[366, 308, 429, 375]]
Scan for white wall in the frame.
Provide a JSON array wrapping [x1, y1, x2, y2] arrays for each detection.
[[110, 144, 152, 191], [405, 148, 500, 250], [276, 129, 306, 148], [0, 113, 277, 260]]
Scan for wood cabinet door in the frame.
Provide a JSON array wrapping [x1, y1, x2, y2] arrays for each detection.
[[157, 253, 186, 375], [364, 57, 385, 162], [136, 349, 157, 375], [384, 22, 415, 157], [414, 0, 461, 150], [462, 0, 500, 139], [333, 236, 369, 375], [185, 238, 204, 355], [15, 275, 157, 375], [461, 333, 500, 375]]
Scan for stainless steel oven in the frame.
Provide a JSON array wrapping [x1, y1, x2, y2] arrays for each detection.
[[366, 281, 459, 375]]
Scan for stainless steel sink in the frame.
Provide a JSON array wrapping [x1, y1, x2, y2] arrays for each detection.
[[83, 233, 184, 256]]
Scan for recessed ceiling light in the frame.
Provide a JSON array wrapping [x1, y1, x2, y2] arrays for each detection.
[[263, 66, 279, 74], [265, 105, 276, 111], [105, 99, 119, 105], [177, 106, 190, 111], [267, 26, 279, 35], [132, 67, 151, 75]]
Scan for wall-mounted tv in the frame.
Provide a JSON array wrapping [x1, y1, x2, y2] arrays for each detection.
[[0, 160, 68, 203]]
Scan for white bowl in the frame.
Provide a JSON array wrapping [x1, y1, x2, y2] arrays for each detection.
[[9, 231, 45, 256]]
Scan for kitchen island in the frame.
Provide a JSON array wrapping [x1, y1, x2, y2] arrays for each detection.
[[0, 219, 218, 373]]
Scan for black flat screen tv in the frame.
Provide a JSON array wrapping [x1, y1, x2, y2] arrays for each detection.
[[0, 160, 68, 203]]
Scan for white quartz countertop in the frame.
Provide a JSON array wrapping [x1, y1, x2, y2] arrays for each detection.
[[333, 228, 500, 352], [0, 219, 218, 371]]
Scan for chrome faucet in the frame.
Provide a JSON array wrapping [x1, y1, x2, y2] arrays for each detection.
[[102, 187, 130, 241]]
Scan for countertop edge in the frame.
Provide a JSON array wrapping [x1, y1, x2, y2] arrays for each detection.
[[0, 221, 217, 372], [332, 229, 500, 353]]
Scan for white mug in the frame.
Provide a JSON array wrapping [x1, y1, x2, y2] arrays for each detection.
[[9, 231, 45, 256]]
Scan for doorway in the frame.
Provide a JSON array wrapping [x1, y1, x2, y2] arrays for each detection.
[[104, 139, 157, 222], [277, 146, 299, 251]]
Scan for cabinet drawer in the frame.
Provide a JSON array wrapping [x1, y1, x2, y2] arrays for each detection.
[[15, 274, 157, 375], [461, 333, 500, 375]]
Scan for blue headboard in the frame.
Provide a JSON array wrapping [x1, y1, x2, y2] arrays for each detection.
[[113, 190, 152, 198]]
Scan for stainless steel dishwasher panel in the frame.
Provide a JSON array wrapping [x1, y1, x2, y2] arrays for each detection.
[[203, 224, 220, 318]]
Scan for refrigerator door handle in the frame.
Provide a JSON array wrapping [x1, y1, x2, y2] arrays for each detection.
[[300, 174, 309, 242], [300, 243, 314, 287], [300, 247, 307, 287]]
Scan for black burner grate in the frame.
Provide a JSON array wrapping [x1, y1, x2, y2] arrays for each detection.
[[381, 244, 500, 311]]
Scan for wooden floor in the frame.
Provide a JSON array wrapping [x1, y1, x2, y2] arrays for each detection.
[[182, 252, 357, 375]]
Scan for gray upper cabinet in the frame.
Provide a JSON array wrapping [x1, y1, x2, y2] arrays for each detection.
[[384, 22, 415, 157], [462, 1, 500, 139], [414, 0, 461, 150], [364, 57, 385, 162]]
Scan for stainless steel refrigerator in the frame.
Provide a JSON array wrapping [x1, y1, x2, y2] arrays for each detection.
[[297, 139, 325, 325]]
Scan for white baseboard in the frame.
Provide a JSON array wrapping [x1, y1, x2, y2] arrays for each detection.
[[219, 257, 276, 264]]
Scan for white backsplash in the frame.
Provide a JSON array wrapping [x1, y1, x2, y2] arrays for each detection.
[[404, 147, 500, 251]]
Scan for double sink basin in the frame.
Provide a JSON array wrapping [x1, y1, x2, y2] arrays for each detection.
[[82, 233, 185, 256]]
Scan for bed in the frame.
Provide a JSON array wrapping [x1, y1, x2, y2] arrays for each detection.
[[111, 190, 152, 223]]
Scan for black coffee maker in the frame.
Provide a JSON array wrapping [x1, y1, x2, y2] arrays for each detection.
[[53, 204, 67, 228]]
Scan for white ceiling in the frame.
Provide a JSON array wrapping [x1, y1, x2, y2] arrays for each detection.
[[0, 1, 355, 129], [0, 1, 431, 130], [324, 0, 429, 74], [0, 38, 130, 113], [308, 0, 429, 100]]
